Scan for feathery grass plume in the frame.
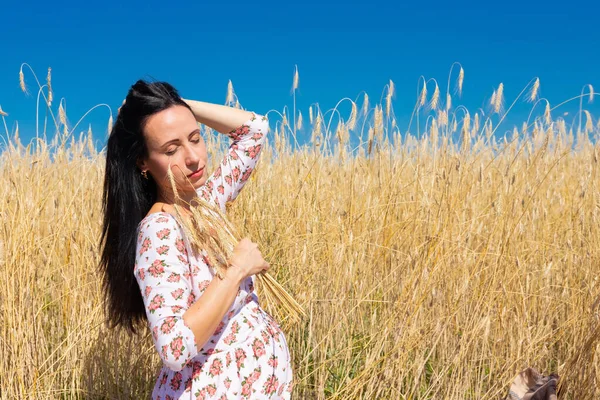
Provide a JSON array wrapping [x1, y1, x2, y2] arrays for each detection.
[[452, 118, 458, 133], [313, 113, 322, 144], [165, 167, 305, 322], [490, 90, 497, 110], [461, 121, 470, 152], [309, 106, 313, 124], [108, 114, 113, 136], [362, 93, 369, 117], [584, 110, 593, 133], [87, 124, 95, 155], [274, 124, 282, 153], [446, 93, 452, 111], [457, 67, 464, 96], [296, 111, 303, 131], [374, 104, 383, 143], [473, 112, 480, 134], [391, 118, 396, 130], [430, 83, 440, 110], [418, 83, 427, 108], [430, 118, 438, 147], [589, 84, 594, 103], [282, 110, 288, 131], [348, 101, 357, 130], [59, 101, 68, 136], [494, 83, 504, 114], [0, 105, 7, 117], [59, 102, 67, 126], [484, 119, 493, 138], [528, 78, 540, 103], [462, 111, 471, 139], [367, 126, 374, 155], [19, 67, 27, 94], [532, 121, 539, 139], [437, 109, 448, 127], [385, 79, 394, 117], [340, 122, 349, 148], [557, 118, 567, 136], [293, 65, 299, 91], [335, 121, 343, 147], [544, 103, 551, 125], [46, 67, 53, 106], [226, 80, 234, 105]]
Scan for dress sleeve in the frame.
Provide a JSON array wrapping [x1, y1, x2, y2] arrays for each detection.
[[197, 111, 268, 212], [134, 213, 200, 371]]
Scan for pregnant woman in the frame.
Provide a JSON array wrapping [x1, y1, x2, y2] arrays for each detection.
[[99, 80, 293, 399]]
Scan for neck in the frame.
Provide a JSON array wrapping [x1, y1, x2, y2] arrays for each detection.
[[156, 189, 196, 210]]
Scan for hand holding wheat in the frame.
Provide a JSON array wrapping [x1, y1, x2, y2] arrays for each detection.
[[226, 238, 270, 282], [166, 167, 305, 323]]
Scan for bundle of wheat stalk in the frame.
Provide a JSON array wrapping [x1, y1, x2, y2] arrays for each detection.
[[166, 167, 305, 323]]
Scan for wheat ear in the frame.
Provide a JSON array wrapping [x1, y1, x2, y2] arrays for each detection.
[[166, 166, 306, 322]]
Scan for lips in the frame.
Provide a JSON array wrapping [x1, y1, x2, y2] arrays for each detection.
[[187, 167, 204, 178]]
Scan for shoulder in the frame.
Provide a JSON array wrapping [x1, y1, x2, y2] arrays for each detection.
[[136, 212, 191, 263], [137, 212, 184, 244]]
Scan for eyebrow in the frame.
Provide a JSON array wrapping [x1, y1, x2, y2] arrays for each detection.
[[160, 129, 201, 149]]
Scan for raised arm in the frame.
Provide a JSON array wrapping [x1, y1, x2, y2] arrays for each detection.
[[183, 99, 254, 135], [184, 100, 268, 212]]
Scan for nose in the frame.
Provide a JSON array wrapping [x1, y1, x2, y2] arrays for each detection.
[[184, 145, 200, 167]]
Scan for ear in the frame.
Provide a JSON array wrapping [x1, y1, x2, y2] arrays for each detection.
[[136, 158, 148, 172]]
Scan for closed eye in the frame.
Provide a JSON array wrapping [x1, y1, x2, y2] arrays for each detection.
[[162, 130, 201, 156]]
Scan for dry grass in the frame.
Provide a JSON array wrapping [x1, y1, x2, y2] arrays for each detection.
[[1, 70, 600, 399]]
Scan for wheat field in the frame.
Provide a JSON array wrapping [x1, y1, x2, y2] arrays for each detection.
[[1, 67, 600, 399]]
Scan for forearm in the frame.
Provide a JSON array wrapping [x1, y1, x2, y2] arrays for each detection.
[[183, 99, 254, 135], [182, 268, 244, 350]]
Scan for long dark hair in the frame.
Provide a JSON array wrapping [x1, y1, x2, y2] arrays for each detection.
[[99, 80, 192, 333]]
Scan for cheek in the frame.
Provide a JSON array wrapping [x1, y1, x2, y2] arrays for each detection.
[[148, 156, 181, 180]]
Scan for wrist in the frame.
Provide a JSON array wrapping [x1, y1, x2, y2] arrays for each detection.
[[224, 261, 245, 284], [182, 98, 207, 124]]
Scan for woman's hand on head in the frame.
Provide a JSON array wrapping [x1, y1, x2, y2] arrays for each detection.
[[227, 238, 269, 282]]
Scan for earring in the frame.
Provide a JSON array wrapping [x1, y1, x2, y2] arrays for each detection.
[[141, 170, 148, 179]]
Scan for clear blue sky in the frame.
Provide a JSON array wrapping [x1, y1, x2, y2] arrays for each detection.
[[1, 0, 598, 149]]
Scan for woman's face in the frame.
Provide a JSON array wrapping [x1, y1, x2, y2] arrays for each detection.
[[138, 105, 208, 200]]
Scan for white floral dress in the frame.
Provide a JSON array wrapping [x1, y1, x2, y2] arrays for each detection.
[[134, 112, 294, 399]]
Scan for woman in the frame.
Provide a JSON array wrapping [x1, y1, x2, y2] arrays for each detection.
[[99, 80, 293, 399]]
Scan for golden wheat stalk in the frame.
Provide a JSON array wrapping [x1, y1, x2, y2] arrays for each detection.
[[297, 111, 303, 131], [46, 67, 53, 106], [430, 83, 440, 110], [166, 167, 305, 322], [226, 80, 234, 105], [457, 66, 464, 96], [529, 78, 540, 103], [293, 66, 299, 91], [494, 83, 504, 114], [348, 101, 357, 131], [19, 67, 26, 94]]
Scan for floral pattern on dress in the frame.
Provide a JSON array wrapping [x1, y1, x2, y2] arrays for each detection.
[[135, 112, 294, 399]]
